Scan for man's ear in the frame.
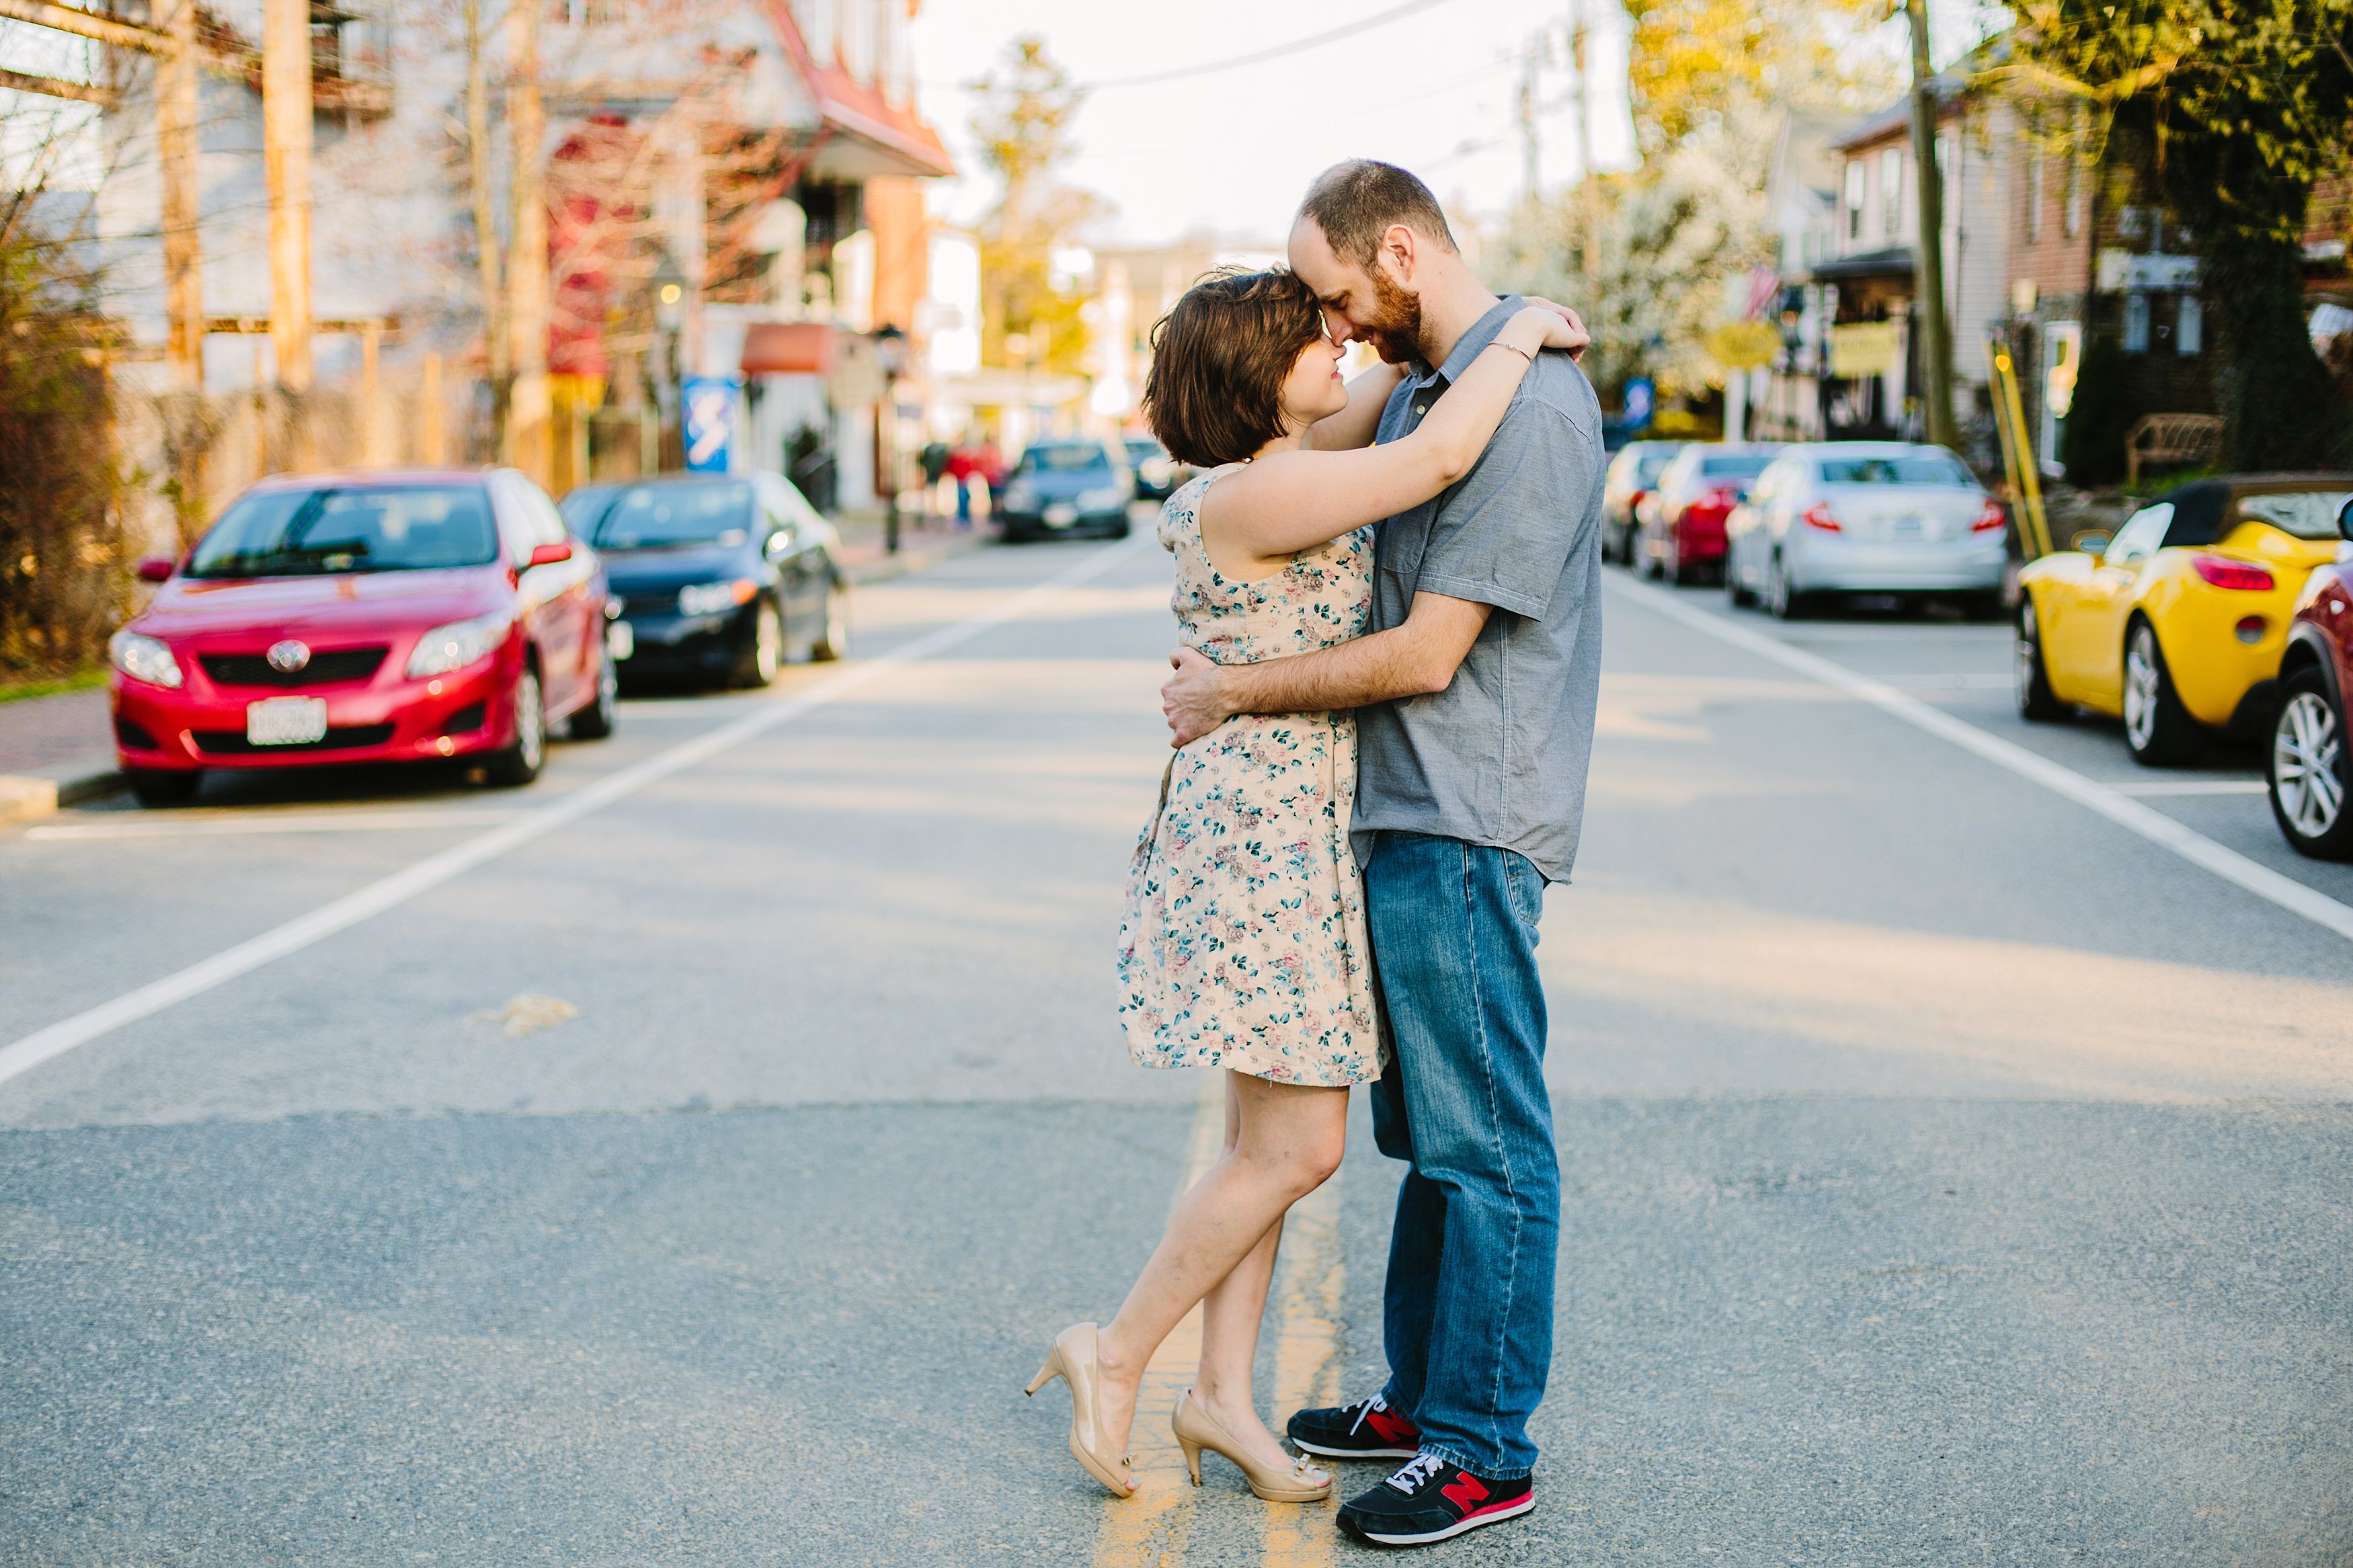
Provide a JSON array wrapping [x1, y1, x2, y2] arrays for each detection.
[[1378, 223, 1419, 286]]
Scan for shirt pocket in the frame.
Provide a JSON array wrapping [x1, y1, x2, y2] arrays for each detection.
[[1378, 507, 1431, 585]]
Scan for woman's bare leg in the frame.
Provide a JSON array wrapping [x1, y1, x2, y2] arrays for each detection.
[[1094, 1071, 1347, 1461], [1193, 1073, 1303, 1471]]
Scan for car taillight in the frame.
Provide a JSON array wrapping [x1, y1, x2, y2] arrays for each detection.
[[1970, 499, 2007, 533], [2191, 555, 2275, 591], [1802, 502, 1841, 532]]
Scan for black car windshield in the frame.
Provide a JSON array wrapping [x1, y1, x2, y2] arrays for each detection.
[[187, 485, 498, 578], [1819, 452, 1975, 487], [586, 481, 755, 548], [1021, 444, 1111, 472], [2236, 489, 2353, 539], [1701, 454, 1773, 479]]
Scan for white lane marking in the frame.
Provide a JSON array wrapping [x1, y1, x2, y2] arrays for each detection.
[[26, 809, 525, 841], [1607, 575, 2353, 945], [2108, 780, 2270, 797], [0, 540, 1152, 1091]]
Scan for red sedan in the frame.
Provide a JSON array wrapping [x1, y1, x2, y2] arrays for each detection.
[[1637, 443, 1780, 585], [109, 469, 615, 807]]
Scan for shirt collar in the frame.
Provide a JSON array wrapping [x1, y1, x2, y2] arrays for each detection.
[[1410, 294, 1524, 390]]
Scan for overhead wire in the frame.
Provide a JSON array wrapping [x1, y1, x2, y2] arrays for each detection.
[[948, 0, 1462, 94]]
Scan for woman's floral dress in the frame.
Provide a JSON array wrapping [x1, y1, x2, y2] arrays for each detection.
[[1115, 469, 1385, 1087]]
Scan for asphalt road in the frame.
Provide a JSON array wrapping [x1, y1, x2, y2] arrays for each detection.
[[3, 535, 2349, 1567]]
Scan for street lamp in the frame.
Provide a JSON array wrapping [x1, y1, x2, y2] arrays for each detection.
[[875, 324, 908, 553], [650, 253, 688, 475]]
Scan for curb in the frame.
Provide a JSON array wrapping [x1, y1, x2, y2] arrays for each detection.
[[0, 755, 124, 824]]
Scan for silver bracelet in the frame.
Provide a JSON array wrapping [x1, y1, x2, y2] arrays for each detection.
[[1491, 341, 1534, 364]]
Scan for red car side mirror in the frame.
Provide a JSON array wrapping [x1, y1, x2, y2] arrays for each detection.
[[135, 556, 175, 583], [525, 541, 573, 567]]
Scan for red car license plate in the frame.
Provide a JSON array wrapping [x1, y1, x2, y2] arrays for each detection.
[[246, 696, 328, 745]]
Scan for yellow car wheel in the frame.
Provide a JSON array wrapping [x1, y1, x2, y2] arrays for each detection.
[[2122, 620, 2205, 766], [2015, 601, 2067, 723]]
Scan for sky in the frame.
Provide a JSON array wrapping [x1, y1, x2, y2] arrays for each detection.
[[907, 0, 1642, 249], [906, 0, 2007, 252]]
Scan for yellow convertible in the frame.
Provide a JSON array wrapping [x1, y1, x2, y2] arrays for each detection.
[[2016, 474, 2353, 764]]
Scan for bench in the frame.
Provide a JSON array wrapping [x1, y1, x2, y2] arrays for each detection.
[[2125, 413, 2223, 489]]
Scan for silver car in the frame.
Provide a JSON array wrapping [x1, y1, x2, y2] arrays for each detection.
[[1724, 442, 2009, 618]]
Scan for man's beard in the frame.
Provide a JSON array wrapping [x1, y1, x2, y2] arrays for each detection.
[[1360, 267, 1425, 364]]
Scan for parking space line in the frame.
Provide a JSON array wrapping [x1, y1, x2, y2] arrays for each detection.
[[1606, 575, 2353, 945], [0, 538, 1152, 1092]]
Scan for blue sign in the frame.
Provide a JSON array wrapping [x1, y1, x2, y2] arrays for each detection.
[[682, 376, 740, 472], [1621, 377, 1655, 431]]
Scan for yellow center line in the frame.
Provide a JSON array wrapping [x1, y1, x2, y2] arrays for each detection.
[[1090, 1073, 1226, 1567], [1261, 1173, 1347, 1567]]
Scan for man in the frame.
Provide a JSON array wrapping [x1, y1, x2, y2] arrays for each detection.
[[1158, 159, 1605, 1549]]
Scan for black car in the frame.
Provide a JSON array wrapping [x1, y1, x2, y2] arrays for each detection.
[[995, 440, 1135, 541], [559, 472, 846, 689], [1124, 437, 1185, 502]]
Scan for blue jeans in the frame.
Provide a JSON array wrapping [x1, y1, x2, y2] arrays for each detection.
[[1365, 831, 1558, 1480]]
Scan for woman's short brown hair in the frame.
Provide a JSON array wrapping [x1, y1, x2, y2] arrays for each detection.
[[1142, 267, 1325, 469]]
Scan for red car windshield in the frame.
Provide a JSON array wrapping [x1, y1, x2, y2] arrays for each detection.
[[188, 485, 499, 578]]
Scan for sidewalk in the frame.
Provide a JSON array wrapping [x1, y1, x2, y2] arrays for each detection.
[[829, 506, 990, 584], [0, 686, 118, 823]]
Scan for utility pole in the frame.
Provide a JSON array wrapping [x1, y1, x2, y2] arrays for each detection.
[[262, 0, 312, 390], [157, 0, 202, 391], [464, 0, 506, 401], [1904, 0, 1956, 448], [1568, 0, 1599, 287], [1516, 34, 1542, 204], [506, 0, 552, 485]]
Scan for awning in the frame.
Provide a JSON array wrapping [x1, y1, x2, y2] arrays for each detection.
[[1804, 247, 1915, 283], [762, 0, 955, 181]]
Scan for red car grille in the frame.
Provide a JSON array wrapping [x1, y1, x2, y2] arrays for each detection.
[[190, 723, 397, 755], [199, 647, 389, 688]]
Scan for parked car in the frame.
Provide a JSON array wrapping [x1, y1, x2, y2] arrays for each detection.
[[1724, 442, 2006, 620], [996, 440, 1136, 541], [1124, 437, 1185, 502], [1636, 443, 1781, 584], [1601, 440, 1683, 566], [2018, 472, 2353, 765], [108, 468, 612, 807], [2267, 494, 2353, 857], [560, 471, 845, 690]]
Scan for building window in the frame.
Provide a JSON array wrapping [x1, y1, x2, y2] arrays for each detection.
[[1881, 147, 1905, 239], [1845, 161, 1865, 243], [2123, 292, 2150, 354], [2027, 151, 2044, 242], [2177, 293, 2202, 356]]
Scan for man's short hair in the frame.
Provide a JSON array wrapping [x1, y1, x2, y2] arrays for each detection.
[[1297, 159, 1459, 269]]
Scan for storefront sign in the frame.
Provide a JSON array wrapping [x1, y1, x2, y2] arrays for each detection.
[[1829, 322, 1901, 378]]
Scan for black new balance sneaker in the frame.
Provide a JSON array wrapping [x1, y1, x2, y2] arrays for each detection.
[[1336, 1454, 1536, 1548], [1286, 1393, 1423, 1460]]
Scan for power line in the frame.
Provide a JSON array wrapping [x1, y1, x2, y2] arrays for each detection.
[[953, 0, 1462, 95]]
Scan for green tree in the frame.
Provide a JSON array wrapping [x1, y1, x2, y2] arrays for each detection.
[[2004, 0, 2353, 467], [969, 36, 1106, 378]]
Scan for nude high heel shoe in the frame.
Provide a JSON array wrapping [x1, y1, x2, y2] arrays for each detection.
[[1172, 1389, 1332, 1503], [1025, 1323, 1137, 1498]]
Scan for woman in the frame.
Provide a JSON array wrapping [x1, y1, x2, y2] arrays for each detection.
[[1026, 268, 1584, 1503]]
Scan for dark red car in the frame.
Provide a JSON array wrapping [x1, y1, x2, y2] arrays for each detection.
[[109, 469, 615, 807], [2268, 493, 2353, 857], [1636, 443, 1781, 584]]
